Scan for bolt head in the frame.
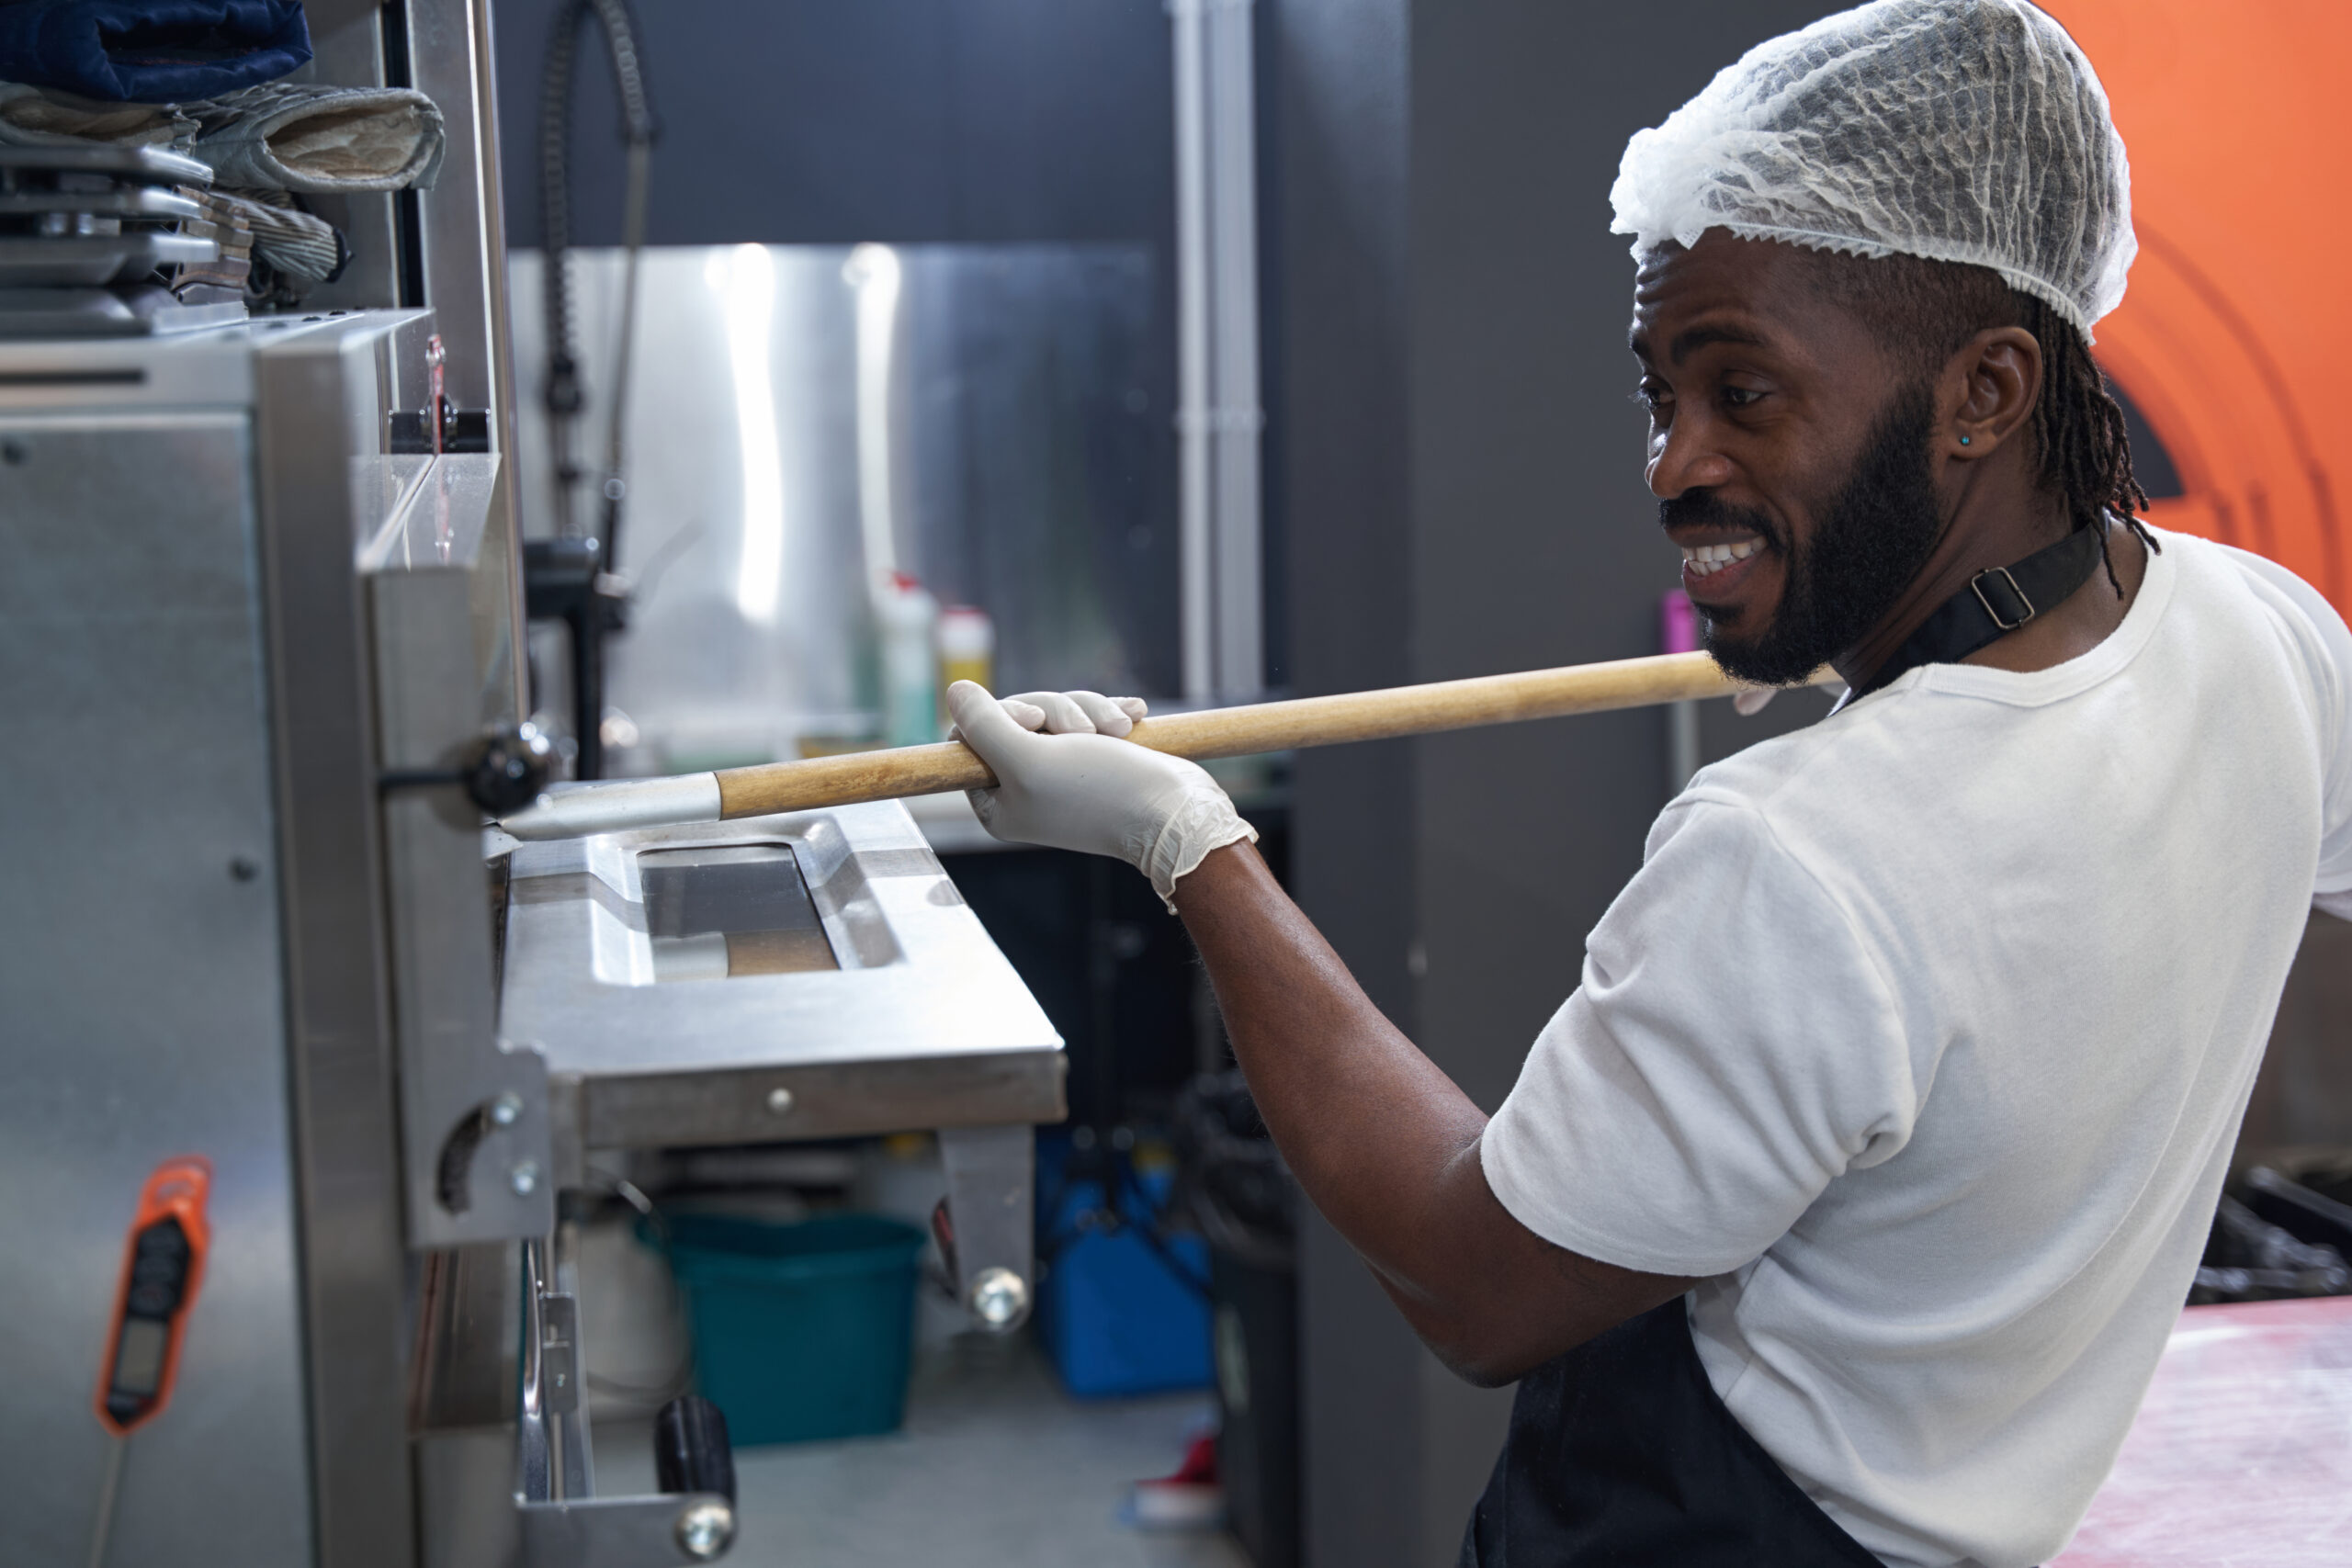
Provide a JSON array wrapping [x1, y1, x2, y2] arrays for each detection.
[[489, 1091, 524, 1128], [674, 1500, 735, 1560], [507, 1160, 540, 1197], [967, 1266, 1031, 1333], [764, 1086, 795, 1116]]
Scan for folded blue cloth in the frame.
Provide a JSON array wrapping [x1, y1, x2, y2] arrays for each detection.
[[0, 1, 311, 103]]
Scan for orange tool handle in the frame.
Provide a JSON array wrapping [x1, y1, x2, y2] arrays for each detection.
[[94, 1156, 212, 1438]]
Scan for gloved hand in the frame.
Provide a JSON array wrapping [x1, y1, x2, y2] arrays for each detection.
[[945, 681, 1257, 910]]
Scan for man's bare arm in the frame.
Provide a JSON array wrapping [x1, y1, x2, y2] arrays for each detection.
[[1173, 840, 1696, 1385]]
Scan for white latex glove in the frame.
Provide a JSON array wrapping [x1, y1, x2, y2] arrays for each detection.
[[945, 681, 1257, 910]]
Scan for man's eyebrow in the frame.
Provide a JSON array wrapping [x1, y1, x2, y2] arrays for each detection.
[[1666, 321, 1768, 364]]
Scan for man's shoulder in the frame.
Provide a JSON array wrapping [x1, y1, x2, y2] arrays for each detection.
[[1652, 680, 1985, 893], [2171, 531, 2348, 668], [1669, 696, 1894, 825]]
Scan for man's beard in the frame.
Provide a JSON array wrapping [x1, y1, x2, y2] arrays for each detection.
[[1666, 384, 1945, 685]]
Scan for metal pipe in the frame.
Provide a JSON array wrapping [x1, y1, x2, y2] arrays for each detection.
[[1206, 0, 1263, 697], [1171, 0, 1266, 703], [1172, 0, 1215, 702]]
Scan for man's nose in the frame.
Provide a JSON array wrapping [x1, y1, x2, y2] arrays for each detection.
[[1646, 416, 1736, 500]]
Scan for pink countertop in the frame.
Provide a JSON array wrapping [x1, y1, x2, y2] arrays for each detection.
[[2052, 1296, 2352, 1566]]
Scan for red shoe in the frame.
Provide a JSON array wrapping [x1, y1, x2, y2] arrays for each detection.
[[1131, 1432, 1225, 1529]]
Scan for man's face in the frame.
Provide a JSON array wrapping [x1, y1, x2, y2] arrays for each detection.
[[1631, 234, 1947, 683]]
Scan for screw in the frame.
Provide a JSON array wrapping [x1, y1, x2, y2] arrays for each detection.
[[489, 1091, 523, 1128], [229, 856, 261, 882], [507, 1160, 540, 1197], [967, 1267, 1031, 1333], [674, 1500, 735, 1560], [765, 1086, 795, 1116]]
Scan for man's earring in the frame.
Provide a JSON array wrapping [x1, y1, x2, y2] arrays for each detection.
[[1959, 434, 1973, 446]]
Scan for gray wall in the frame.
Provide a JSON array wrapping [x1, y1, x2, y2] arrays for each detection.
[[492, 0, 1174, 251], [1264, 5, 1425, 1560], [1266, 4, 1834, 1562]]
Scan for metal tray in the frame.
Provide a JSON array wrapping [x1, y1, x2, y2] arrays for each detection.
[[0, 186, 205, 221], [0, 287, 245, 339], [0, 232, 218, 288], [497, 801, 1066, 1152], [0, 144, 213, 186]]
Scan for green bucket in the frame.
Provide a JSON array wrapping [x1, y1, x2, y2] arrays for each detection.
[[657, 1211, 929, 1447]]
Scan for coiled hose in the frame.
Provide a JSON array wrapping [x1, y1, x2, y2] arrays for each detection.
[[538, 0, 657, 556]]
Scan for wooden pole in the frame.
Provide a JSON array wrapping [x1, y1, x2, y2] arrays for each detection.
[[709, 650, 1831, 820]]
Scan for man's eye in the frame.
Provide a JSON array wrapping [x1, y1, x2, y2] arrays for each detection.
[[1722, 385, 1765, 408], [1633, 383, 1671, 412]]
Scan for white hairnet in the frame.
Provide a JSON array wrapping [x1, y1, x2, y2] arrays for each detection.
[[1610, 0, 2133, 340]]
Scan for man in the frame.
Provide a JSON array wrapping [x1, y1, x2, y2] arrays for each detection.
[[945, 2, 2352, 1562]]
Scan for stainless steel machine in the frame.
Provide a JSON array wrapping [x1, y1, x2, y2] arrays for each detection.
[[0, 5, 1064, 1565]]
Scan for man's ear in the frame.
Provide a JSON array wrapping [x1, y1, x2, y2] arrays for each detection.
[[1945, 326, 2041, 461]]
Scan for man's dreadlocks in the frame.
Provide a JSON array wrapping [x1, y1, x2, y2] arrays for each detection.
[[1813, 251, 2158, 595]]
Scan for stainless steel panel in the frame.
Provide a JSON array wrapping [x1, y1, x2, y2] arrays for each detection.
[[367, 451, 555, 1247], [0, 412, 312, 1566], [417, 1427, 525, 1568], [574, 1054, 1069, 1154], [939, 1123, 1039, 1332], [515, 1493, 737, 1567], [407, 0, 520, 434], [401, 0, 532, 740], [251, 310, 444, 1568], [412, 1242, 523, 1435], [504, 244, 1175, 771], [499, 802, 1066, 1160]]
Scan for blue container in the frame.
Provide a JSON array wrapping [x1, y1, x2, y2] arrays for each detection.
[[658, 1212, 927, 1446], [1036, 1134, 1214, 1399]]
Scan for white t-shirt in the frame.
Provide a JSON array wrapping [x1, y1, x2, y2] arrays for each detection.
[[1481, 531, 2352, 1568]]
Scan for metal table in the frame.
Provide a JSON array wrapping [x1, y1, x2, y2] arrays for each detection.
[[498, 800, 1065, 1330]]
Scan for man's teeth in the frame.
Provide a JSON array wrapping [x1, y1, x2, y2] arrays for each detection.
[[1680, 538, 1761, 577]]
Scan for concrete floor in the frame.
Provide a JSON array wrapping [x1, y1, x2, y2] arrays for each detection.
[[594, 1336, 1250, 1568]]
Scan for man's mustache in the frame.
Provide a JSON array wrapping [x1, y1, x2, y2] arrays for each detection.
[[1658, 491, 1786, 553]]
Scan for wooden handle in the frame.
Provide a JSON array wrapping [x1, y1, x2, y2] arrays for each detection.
[[714, 651, 1824, 820]]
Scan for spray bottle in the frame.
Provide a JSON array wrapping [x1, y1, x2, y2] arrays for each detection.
[[878, 572, 941, 747]]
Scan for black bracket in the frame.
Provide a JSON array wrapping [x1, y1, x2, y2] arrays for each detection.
[[389, 403, 493, 456], [379, 724, 555, 817], [524, 536, 630, 781]]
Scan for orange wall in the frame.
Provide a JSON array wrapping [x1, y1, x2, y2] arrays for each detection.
[[2044, 1, 2349, 609]]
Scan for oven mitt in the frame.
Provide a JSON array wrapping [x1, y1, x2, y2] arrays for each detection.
[[192, 186, 344, 305], [0, 79, 196, 147], [0, 0, 310, 103], [188, 81, 445, 193]]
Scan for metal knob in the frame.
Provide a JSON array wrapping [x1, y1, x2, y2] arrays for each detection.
[[673, 1500, 735, 1561], [967, 1266, 1031, 1333], [464, 723, 554, 816]]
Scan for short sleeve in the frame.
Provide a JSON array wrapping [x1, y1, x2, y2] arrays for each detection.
[[2218, 545, 2352, 908], [1480, 796, 1915, 1278]]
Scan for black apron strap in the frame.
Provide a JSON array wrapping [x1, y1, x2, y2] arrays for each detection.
[[1459, 1300, 1883, 1567], [1859, 523, 2107, 698]]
